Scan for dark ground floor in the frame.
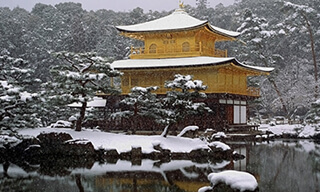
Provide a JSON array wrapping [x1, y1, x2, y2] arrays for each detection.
[[85, 93, 259, 133]]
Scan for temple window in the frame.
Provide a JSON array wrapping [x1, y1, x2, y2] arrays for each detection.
[[149, 44, 157, 54], [182, 42, 190, 52]]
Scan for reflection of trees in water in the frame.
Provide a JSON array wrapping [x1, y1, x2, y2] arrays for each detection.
[[247, 142, 320, 192]]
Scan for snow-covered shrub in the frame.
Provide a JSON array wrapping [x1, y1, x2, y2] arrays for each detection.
[[305, 99, 320, 124], [50, 120, 72, 128]]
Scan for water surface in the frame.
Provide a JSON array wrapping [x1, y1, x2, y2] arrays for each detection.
[[1, 140, 319, 192]]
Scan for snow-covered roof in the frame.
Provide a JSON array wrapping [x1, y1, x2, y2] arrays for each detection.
[[112, 56, 274, 73], [116, 9, 240, 38]]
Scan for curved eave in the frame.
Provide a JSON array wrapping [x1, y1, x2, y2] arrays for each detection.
[[208, 25, 240, 39], [115, 9, 240, 40], [231, 59, 274, 75], [112, 57, 274, 74], [116, 23, 240, 40]]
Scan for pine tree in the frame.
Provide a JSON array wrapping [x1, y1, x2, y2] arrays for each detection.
[[47, 51, 122, 131], [235, 8, 290, 116], [112, 86, 161, 132], [159, 74, 211, 137], [0, 54, 40, 132], [281, 1, 319, 99]]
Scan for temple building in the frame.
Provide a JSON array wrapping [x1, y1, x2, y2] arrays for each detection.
[[111, 5, 273, 131]]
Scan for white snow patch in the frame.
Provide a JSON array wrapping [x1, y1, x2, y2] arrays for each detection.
[[298, 125, 319, 138], [208, 170, 258, 192], [68, 97, 107, 108], [177, 125, 199, 137], [50, 120, 72, 128], [198, 186, 213, 192], [208, 141, 231, 151], [211, 132, 227, 139], [278, 29, 286, 35]]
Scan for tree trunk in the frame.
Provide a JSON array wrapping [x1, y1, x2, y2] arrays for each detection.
[[302, 13, 318, 99], [269, 78, 288, 115], [161, 124, 170, 138], [75, 174, 84, 192], [75, 102, 87, 131]]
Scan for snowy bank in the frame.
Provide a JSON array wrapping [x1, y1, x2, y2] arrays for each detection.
[[17, 127, 212, 154], [259, 124, 320, 139], [15, 127, 235, 161]]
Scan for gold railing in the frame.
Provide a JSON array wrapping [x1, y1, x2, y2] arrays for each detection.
[[130, 43, 227, 59], [121, 85, 260, 97]]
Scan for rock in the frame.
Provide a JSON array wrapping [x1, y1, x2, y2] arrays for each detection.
[[104, 149, 119, 163], [153, 144, 171, 159], [189, 148, 209, 160], [24, 144, 43, 156], [37, 132, 73, 145], [232, 152, 245, 160], [106, 149, 120, 157], [63, 139, 95, 157], [37, 132, 73, 155], [131, 147, 142, 159], [11, 138, 40, 157], [313, 133, 320, 140], [131, 147, 142, 165]]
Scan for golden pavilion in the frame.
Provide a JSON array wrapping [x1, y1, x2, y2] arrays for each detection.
[[111, 6, 273, 131]]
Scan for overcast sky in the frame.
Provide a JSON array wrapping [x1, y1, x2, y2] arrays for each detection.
[[0, 0, 235, 12]]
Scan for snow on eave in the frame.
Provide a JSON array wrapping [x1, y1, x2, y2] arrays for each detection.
[[233, 59, 274, 73], [112, 56, 274, 73], [209, 24, 240, 38], [115, 9, 208, 33], [112, 57, 235, 70], [116, 9, 239, 39]]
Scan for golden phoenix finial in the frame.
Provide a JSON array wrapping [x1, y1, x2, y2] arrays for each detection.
[[179, 0, 184, 9]]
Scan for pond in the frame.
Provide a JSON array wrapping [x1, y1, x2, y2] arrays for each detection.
[[1, 139, 319, 192]]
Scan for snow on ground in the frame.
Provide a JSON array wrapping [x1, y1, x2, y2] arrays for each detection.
[[17, 127, 226, 154], [298, 124, 320, 138], [259, 124, 299, 135], [205, 170, 258, 192], [259, 123, 320, 138]]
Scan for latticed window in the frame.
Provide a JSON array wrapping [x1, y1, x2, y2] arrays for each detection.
[[182, 42, 190, 52], [149, 44, 157, 54]]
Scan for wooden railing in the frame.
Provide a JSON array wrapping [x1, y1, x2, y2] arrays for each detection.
[[130, 43, 227, 59]]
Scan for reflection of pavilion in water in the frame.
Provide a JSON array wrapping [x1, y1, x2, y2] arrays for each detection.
[[224, 142, 261, 183], [90, 160, 224, 192], [227, 142, 250, 172]]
